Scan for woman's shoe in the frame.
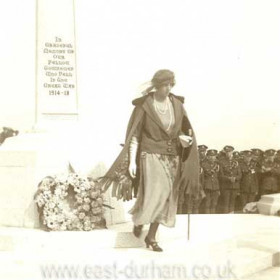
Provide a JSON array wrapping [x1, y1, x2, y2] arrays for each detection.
[[144, 236, 163, 252], [133, 225, 143, 238]]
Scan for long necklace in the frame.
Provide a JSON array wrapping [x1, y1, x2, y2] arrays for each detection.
[[165, 100, 173, 131], [153, 97, 168, 114], [153, 96, 173, 131]]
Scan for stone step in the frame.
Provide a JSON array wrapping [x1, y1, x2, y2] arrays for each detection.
[[0, 215, 238, 252], [244, 266, 280, 280], [0, 214, 280, 279], [0, 239, 277, 280]]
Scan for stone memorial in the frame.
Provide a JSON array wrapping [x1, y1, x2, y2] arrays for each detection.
[[0, 0, 126, 229]]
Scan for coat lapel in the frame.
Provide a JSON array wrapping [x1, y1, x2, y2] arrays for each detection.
[[169, 94, 184, 138], [142, 93, 184, 138]]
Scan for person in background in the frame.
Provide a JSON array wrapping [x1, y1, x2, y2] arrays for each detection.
[[274, 151, 280, 191], [260, 149, 279, 195], [219, 146, 242, 213], [233, 151, 241, 163], [198, 145, 208, 164], [217, 149, 226, 163], [201, 149, 220, 214], [239, 150, 259, 210], [251, 148, 263, 200]]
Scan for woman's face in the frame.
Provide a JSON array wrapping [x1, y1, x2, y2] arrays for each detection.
[[156, 83, 173, 97]]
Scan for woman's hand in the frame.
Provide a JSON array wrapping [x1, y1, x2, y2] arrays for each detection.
[[129, 162, 137, 178], [179, 135, 193, 148]]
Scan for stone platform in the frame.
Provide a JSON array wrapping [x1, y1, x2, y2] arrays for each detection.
[[257, 193, 280, 215], [0, 214, 280, 279]]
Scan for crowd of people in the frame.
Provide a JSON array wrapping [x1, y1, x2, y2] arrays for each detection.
[[178, 145, 280, 214]]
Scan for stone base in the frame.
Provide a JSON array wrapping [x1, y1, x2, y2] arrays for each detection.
[[257, 193, 280, 215]]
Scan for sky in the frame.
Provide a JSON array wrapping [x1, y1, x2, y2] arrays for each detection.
[[0, 0, 279, 166], [75, 0, 280, 152]]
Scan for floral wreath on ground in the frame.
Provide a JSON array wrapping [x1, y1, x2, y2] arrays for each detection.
[[34, 164, 112, 231]]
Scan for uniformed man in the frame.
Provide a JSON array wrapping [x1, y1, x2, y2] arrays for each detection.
[[260, 149, 279, 195], [233, 151, 241, 163], [275, 150, 280, 191], [198, 145, 208, 164], [201, 149, 220, 214], [251, 148, 263, 169], [239, 151, 245, 163], [251, 148, 263, 200], [217, 149, 226, 163], [219, 145, 242, 213], [239, 150, 259, 210]]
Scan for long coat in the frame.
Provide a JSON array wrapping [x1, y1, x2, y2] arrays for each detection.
[[98, 92, 203, 202], [239, 160, 259, 193], [219, 158, 242, 190]]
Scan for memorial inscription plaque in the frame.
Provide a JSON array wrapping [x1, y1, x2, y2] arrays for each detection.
[[36, 0, 78, 126]]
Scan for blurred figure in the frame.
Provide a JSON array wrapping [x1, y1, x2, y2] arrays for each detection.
[[260, 149, 279, 195], [239, 150, 259, 209], [217, 149, 226, 162], [251, 148, 263, 200], [201, 149, 220, 214], [233, 151, 241, 163], [275, 151, 280, 191], [198, 145, 208, 163], [219, 146, 242, 213], [0, 127, 19, 145]]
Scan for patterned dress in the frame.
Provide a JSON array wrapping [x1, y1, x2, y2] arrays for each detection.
[[128, 97, 181, 227]]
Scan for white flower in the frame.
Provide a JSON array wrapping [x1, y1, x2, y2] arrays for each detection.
[[79, 191, 87, 198], [78, 212, 86, 220], [90, 191, 98, 199], [48, 201, 56, 209], [84, 183, 91, 190], [57, 214, 65, 223], [83, 204, 90, 212], [91, 201, 98, 208], [54, 188, 62, 196], [84, 216, 90, 222], [84, 197, 91, 204], [60, 224, 67, 231]]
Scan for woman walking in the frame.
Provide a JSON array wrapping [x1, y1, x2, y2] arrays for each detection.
[[99, 69, 201, 251]]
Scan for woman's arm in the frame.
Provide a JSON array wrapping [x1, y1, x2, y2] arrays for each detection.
[[129, 136, 139, 178]]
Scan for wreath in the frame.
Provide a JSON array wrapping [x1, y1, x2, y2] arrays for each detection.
[[34, 164, 112, 231]]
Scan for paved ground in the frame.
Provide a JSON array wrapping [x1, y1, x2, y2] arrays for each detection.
[[0, 214, 279, 280]]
